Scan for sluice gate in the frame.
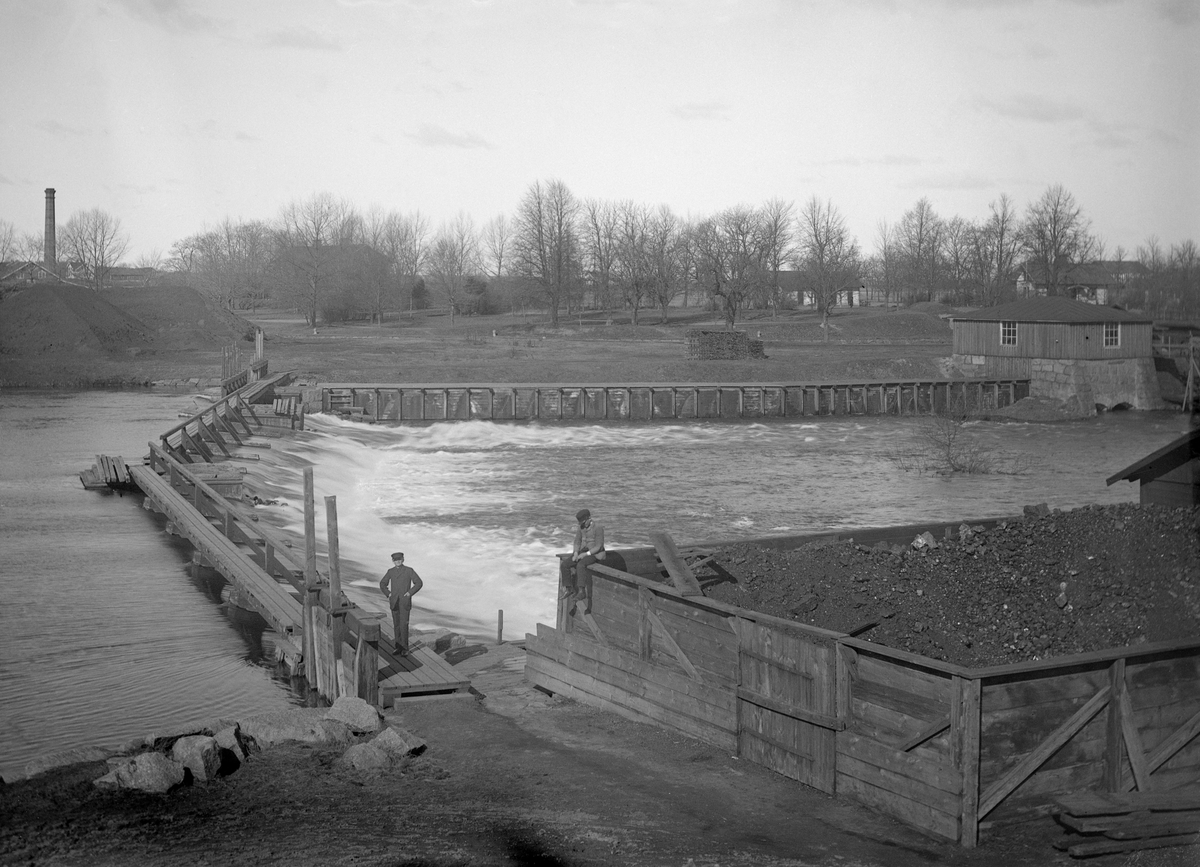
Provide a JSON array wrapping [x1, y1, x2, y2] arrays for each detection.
[[318, 379, 1031, 423]]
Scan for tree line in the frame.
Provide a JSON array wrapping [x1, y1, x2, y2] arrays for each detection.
[[2, 183, 1197, 324]]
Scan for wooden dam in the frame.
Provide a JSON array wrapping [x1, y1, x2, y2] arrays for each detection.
[[83, 370, 469, 708], [319, 378, 1031, 422]]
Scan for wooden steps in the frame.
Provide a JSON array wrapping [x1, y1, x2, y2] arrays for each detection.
[[378, 643, 471, 706], [1053, 786, 1200, 858]]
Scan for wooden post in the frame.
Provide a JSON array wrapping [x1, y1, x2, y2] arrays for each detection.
[[325, 495, 341, 603], [302, 469, 318, 688], [638, 586, 653, 660], [954, 675, 982, 848], [497, 609, 504, 645], [355, 621, 380, 705], [1107, 657, 1126, 791]]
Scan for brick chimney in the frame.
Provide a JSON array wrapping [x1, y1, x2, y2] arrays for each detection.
[[44, 188, 56, 271]]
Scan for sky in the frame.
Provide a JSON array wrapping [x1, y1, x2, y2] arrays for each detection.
[[1, 0, 1197, 263]]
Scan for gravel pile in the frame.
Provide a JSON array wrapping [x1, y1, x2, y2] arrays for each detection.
[[702, 502, 1200, 668]]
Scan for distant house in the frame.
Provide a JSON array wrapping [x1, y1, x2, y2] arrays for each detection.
[[98, 265, 158, 287], [773, 270, 866, 308], [1016, 260, 1148, 305], [1106, 426, 1200, 507], [952, 296, 1162, 411], [0, 260, 79, 293]]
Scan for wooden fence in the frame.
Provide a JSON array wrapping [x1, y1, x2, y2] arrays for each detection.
[[526, 553, 1200, 848]]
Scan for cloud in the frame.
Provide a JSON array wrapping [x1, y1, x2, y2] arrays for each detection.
[[109, 0, 225, 35], [233, 131, 259, 143], [0, 174, 14, 185], [976, 93, 1086, 123], [1086, 119, 1135, 150], [118, 181, 158, 194], [824, 155, 925, 168], [669, 101, 729, 121], [183, 120, 255, 142], [406, 124, 493, 149], [1155, 0, 1199, 24], [36, 120, 89, 137], [905, 171, 994, 191], [261, 26, 344, 51]]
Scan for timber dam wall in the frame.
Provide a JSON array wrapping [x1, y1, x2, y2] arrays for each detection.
[[307, 379, 1031, 423]]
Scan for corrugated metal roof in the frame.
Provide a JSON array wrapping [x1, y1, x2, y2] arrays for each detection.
[[952, 296, 1152, 324]]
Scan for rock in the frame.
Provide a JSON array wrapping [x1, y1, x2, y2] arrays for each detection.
[[373, 726, 427, 758], [789, 594, 819, 615], [23, 745, 115, 780], [413, 627, 466, 654], [239, 709, 354, 749], [912, 532, 938, 550], [340, 743, 391, 772], [214, 723, 255, 759], [1024, 503, 1051, 518], [93, 753, 186, 794], [171, 735, 221, 784], [325, 696, 384, 734]]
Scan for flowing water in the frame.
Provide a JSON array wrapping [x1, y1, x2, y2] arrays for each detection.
[[0, 390, 1189, 780]]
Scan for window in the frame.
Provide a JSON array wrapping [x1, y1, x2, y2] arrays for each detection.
[[1001, 321, 1017, 346], [1104, 322, 1120, 347]]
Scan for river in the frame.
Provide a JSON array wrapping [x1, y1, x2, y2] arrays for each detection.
[[0, 389, 1189, 780]]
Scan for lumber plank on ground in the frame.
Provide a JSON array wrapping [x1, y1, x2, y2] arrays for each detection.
[[1056, 785, 1200, 817]]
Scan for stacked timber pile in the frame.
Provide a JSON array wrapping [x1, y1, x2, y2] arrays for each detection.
[[686, 330, 766, 360], [1052, 787, 1200, 858]]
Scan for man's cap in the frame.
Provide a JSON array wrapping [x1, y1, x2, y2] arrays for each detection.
[[391, 552, 405, 560], [575, 509, 590, 523]]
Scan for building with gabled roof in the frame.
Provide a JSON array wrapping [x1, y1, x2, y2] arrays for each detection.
[[1016, 260, 1149, 305], [1106, 426, 1200, 506], [952, 296, 1162, 412]]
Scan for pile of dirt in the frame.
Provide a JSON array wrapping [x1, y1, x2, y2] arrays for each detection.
[[702, 503, 1200, 668], [104, 285, 254, 349], [0, 283, 156, 356]]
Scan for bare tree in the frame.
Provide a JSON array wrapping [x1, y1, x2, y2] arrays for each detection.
[[647, 205, 684, 324], [870, 220, 900, 310], [481, 214, 511, 280], [582, 199, 620, 312], [759, 198, 796, 316], [797, 196, 862, 341], [59, 208, 130, 290], [693, 205, 768, 328], [615, 200, 651, 326], [0, 219, 17, 262], [275, 192, 356, 326], [512, 179, 581, 326], [1020, 184, 1097, 297], [427, 213, 481, 326], [968, 194, 1020, 307], [134, 249, 164, 270], [897, 198, 943, 303], [942, 216, 973, 306], [383, 211, 430, 315], [17, 232, 44, 262]]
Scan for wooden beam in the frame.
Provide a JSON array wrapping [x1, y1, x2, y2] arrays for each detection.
[[1119, 687, 1152, 791], [198, 417, 231, 457], [957, 675, 982, 848], [581, 612, 608, 646], [649, 531, 703, 596], [735, 686, 845, 731], [978, 685, 1111, 820], [1107, 659, 1126, 791], [899, 714, 951, 752], [647, 609, 701, 682], [1125, 707, 1200, 791]]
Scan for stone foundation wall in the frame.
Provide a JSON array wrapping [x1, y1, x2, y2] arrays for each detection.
[[1030, 357, 1164, 411]]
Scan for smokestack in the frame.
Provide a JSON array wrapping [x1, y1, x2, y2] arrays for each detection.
[[44, 188, 56, 271]]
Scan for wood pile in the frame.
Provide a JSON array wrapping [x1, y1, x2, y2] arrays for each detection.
[[686, 330, 766, 360], [1053, 787, 1200, 858]]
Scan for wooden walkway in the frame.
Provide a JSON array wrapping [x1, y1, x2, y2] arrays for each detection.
[[320, 378, 1031, 423], [87, 373, 469, 705]]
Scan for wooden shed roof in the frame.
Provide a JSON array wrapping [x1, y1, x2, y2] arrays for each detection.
[[1106, 426, 1200, 486], [953, 296, 1152, 324]]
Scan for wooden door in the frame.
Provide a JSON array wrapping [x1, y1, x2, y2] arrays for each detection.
[[735, 620, 842, 794]]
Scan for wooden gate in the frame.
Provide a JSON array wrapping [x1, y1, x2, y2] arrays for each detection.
[[734, 620, 843, 794]]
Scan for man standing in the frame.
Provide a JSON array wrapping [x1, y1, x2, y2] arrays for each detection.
[[570, 509, 605, 616], [379, 552, 422, 655]]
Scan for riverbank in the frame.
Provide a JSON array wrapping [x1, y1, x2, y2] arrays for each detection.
[[0, 642, 1101, 867]]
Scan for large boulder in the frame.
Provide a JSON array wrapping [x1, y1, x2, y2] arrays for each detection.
[[93, 753, 186, 794], [214, 723, 255, 760], [372, 726, 427, 758], [171, 735, 221, 784], [239, 709, 353, 749], [325, 696, 384, 734]]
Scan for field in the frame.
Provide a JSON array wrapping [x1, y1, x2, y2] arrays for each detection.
[[0, 281, 957, 387]]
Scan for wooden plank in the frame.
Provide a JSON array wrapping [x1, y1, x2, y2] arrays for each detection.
[[837, 753, 962, 816], [646, 609, 701, 682], [899, 715, 951, 752], [836, 773, 959, 842], [648, 531, 703, 596], [839, 731, 962, 793], [1057, 785, 1200, 816], [1121, 685, 1152, 791], [738, 686, 844, 731], [959, 675, 982, 848], [978, 685, 1111, 819], [1129, 707, 1200, 790], [1067, 832, 1200, 857]]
